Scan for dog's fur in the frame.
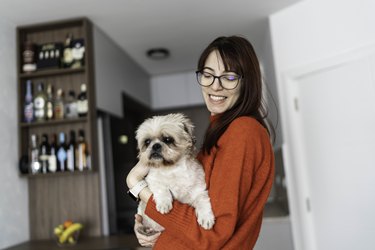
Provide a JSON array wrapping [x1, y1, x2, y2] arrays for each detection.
[[135, 113, 215, 234]]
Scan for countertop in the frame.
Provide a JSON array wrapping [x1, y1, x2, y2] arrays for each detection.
[[5, 234, 146, 250]]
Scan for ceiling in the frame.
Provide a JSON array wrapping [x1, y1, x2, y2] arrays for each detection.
[[0, 0, 300, 76]]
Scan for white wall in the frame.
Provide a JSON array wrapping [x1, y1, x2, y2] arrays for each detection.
[[0, 19, 30, 249], [93, 26, 151, 117], [151, 71, 204, 110], [270, 0, 375, 249], [257, 24, 283, 149]]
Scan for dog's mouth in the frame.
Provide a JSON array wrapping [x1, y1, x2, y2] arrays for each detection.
[[149, 152, 163, 160]]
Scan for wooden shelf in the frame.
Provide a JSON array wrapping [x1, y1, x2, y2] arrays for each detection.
[[19, 67, 85, 79], [20, 117, 87, 128], [20, 169, 95, 178], [17, 18, 101, 240]]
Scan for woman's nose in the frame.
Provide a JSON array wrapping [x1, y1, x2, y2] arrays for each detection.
[[210, 78, 223, 91]]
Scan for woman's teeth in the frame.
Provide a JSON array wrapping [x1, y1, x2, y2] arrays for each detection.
[[209, 94, 226, 101]]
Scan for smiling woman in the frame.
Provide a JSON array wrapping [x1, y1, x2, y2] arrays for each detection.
[[127, 35, 275, 249]]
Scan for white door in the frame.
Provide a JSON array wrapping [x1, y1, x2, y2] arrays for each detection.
[[287, 47, 375, 250]]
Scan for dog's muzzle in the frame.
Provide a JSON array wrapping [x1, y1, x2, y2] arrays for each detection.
[[150, 143, 163, 159]]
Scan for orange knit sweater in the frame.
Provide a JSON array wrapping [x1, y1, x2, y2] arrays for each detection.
[[145, 116, 274, 249]]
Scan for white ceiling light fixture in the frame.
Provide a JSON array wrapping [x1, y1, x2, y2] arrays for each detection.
[[146, 48, 170, 60]]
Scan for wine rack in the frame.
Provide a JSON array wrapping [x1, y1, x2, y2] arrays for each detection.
[[16, 18, 101, 239]]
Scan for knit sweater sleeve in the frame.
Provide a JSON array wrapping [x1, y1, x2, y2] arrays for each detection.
[[144, 117, 274, 249]]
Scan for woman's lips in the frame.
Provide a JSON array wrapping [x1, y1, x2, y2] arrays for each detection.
[[209, 94, 227, 102]]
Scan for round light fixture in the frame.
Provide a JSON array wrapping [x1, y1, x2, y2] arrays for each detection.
[[146, 48, 170, 60]]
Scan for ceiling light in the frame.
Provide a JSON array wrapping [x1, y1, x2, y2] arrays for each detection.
[[146, 48, 170, 60]]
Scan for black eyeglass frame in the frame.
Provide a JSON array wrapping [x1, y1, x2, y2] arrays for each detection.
[[195, 70, 243, 90]]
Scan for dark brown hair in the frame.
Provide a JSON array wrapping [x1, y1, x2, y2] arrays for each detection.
[[197, 36, 274, 154]]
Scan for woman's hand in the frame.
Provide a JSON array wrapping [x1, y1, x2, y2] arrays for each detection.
[[126, 162, 149, 189], [134, 214, 161, 247]]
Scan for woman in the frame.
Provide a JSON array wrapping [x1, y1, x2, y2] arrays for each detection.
[[127, 35, 274, 249]]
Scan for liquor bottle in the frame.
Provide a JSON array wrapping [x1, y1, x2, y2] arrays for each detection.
[[46, 84, 54, 120], [39, 134, 50, 174], [76, 129, 88, 171], [33, 82, 47, 121], [29, 134, 41, 174], [65, 90, 78, 118], [77, 83, 88, 117], [71, 38, 85, 68], [62, 33, 73, 68], [48, 134, 58, 173], [54, 88, 65, 119], [24, 80, 34, 123], [57, 132, 68, 172], [67, 130, 76, 172], [22, 41, 37, 72]]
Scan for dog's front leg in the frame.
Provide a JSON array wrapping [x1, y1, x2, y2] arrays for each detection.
[[153, 188, 173, 214], [192, 191, 215, 230]]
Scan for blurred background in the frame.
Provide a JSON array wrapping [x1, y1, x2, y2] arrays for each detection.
[[0, 0, 374, 249]]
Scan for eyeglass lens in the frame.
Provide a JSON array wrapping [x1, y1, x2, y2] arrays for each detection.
[[197, 72, 240, 90]]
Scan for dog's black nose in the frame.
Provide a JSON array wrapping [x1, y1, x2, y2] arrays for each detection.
[[152, 143, 161, 152]]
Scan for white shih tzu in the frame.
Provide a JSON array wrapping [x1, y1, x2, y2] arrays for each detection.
[[135, 113, 215, 235]]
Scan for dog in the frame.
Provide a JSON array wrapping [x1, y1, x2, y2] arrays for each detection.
[[135, 113, 215, 235]]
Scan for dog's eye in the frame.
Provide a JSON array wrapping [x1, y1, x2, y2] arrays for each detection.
[[162, 136, 174, 144], [144, 139, 151, 147]]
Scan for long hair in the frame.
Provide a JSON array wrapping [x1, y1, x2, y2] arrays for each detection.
[[198, 36, 274, 154]]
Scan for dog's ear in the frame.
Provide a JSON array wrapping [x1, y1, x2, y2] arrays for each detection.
[[178, 114, 196, 146], [183, 123, 196, 145]]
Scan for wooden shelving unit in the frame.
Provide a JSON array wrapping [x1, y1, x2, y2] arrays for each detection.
[[16, 17, 102, 240]]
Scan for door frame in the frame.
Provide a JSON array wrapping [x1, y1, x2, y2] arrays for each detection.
[[280, 42, 375, 250]]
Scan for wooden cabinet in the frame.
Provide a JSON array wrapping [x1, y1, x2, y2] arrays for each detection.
[[16, 18, 102, 239]]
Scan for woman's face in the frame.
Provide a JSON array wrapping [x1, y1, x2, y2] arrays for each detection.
[[201, 50, 241, 116]]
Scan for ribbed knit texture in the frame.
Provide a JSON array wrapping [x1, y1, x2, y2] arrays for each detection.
[[145, 116, 274, 249]]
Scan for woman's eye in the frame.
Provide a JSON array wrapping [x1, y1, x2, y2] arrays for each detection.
[[202, 72, 212, 78], [224, 75, 237, 81]]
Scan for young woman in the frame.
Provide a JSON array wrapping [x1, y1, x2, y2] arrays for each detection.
[[127, 36, 275, 249]]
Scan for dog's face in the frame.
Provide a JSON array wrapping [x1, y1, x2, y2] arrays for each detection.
[[136, 113, 195, 168]]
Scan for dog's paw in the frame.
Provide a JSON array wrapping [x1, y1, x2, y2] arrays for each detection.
[[156, 200, 173, 214], [197, 210, 215, 230]]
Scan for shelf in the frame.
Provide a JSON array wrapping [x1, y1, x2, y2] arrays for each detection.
[[20, 117, 87, 128], [19, 67, 85, 79], [20, 169, 95, 178]]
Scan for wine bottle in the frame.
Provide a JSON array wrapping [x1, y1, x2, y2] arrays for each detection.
[[24, 80, 34, 123], [62, 33, 73, 68], [29, 134, 41, 174], [48, 134, 58, 173], [65, 90, 78, 118], [22, 41, 37, 72], [67, 130, 76, 172], [76, 129, 88, 171], [54, 88, 65, 119], [71, 38, 85, 68], [39, 134, 50, 174], [46, 84, 54, 120], [77, 83, 88, 117], [34, 82, 47, 121], [57, 132, 68, 172]]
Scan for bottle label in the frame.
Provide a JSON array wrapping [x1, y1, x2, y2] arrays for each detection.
[[24, 103, 34, 122], [34, 97, 45, 118], [67, 145, 75, 171], [63, 48, 74, 64], [77, 100, 88, 115], [57, 147, 67, 171], [48, 155, 57, 172], [72, 46, 85, 60], [47, 102, 53, 119]]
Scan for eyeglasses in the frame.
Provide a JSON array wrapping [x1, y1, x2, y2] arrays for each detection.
[[195, 71, 242, 90]]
